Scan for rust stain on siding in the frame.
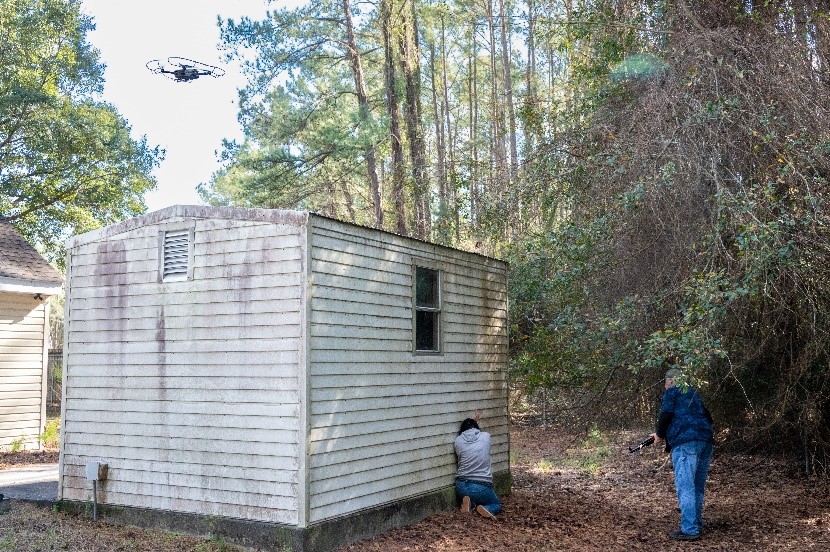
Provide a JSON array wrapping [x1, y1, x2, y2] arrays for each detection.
[[155, 307, 167, 402], [92, 240, 128, 362], [92, 240, 127, 307]]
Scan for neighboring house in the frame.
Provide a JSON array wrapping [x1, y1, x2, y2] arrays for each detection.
[[0, 222, 63, 451], [60, 206, 509, 551]]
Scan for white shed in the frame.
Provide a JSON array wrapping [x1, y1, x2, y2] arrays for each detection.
[[59, 206, 509, 551], [0, 222, 63, 451]]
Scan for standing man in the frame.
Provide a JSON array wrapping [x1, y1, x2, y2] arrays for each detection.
[[454, 410, 502, 520], [650, 368, 714, 541]]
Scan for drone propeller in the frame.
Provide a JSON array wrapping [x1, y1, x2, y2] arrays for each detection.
[[146, 57, 225, 83], [167, 56, 225, 78], [145, 59, 164, 74]]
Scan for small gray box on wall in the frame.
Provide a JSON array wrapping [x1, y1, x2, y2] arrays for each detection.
[[85, 461, 108, 481]]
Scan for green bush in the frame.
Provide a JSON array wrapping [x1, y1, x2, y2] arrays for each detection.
[[8, 437, 25, 453], [39, 419, 60, 449]]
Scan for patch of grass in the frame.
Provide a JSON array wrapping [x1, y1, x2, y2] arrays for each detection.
[[27, 525, 61, 550], [195, 535, 239, 551], [8, 438, 25, 453], [39, 418, 60, 449], [536, 458, 557, 473], [0, 503, 255, 552], [557, 424, 613, 475], [0, 531, 16, 550], [509, 449, 532, 466]]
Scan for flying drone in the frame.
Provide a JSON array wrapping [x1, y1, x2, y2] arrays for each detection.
[[146, 57, 226, 83]]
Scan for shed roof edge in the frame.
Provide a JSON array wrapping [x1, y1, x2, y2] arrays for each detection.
[[64, 205, 507, 267], [309, 212, 508, 267], [65, 206, 310, 249]]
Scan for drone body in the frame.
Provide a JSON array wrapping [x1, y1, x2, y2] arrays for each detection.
[[146, 57, 226, 83]]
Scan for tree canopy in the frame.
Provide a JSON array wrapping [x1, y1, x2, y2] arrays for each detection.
[[0, 0, 161, 265]]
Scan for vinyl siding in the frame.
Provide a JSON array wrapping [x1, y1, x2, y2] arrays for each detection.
[[0, 292, 48, 450], [306, 216, 509, 523], [61, 216, 306, 524], [60, 207, 509, 530]]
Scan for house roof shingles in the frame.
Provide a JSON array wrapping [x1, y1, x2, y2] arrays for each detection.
[[0, 222, 63, 286]]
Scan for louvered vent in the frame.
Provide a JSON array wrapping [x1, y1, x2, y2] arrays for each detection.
[[162, 230, 190, 280]]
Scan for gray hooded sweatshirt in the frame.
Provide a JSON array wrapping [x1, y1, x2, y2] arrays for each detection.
[[454, 428, 493, 484]]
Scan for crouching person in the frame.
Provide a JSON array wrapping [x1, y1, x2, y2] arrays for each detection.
[[454, 410, 502, 520]]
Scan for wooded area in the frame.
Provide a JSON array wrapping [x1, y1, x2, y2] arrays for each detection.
[[201, 0, 830, 471]]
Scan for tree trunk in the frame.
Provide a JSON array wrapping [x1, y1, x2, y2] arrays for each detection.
[[486, 0, 505, 183], [342, 0, 383, 228], [563, 0, 574, 119], [441, 14, 459, 241], [441, 14, 455, 178], [401, 0, 430, 239], [526, 0, 537, 153], [429, 40, 448, 239], [469, 21, 480, 224], [381, 0, 408, 235], [499, 0, 518, 180], [547, 9, 554, 125]]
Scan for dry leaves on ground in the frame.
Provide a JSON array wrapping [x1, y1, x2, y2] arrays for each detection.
[[341, 427, 830, 551], [0, 449, 57, 471], [2, 428, 829, 551]]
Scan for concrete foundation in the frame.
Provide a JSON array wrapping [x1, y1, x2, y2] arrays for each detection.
[[57, 470, 511, 551]]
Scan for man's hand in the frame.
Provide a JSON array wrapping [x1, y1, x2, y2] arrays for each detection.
[[650, 432, 662, 445]]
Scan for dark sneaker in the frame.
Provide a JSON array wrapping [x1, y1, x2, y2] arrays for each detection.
[[670, 530, 700, 541], [476, 505, 497, 520], [460, 496, 471, 513]]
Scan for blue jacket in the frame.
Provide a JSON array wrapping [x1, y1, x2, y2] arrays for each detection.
[[656, 386, 713, 448]]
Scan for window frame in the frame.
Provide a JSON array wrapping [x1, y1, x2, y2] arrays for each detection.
[[158, 221, 195, 283], [412, 261, 443, 355]]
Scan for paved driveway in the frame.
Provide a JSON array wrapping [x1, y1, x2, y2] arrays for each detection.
[[0, 464, 58, 502]]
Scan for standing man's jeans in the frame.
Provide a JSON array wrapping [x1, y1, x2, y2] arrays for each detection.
[[671, 440, 713, 536], [455, 478, 502, 515]]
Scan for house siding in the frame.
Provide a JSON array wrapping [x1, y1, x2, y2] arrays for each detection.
[[0, 292, 48, 450], [61, 216, 306, 524], [306, 216, 509, 523]]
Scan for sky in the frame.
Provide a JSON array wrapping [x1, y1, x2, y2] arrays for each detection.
[[81, 1, 273, 212]]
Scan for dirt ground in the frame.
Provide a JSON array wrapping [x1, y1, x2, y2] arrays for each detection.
[[0, 449, 58, 471], [341, 427, 830, 551], [2, 427, 829, 551]]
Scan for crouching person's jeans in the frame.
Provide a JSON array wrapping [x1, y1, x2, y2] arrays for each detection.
[[672, 440, 713, 536], [455, 478, 502, 515]]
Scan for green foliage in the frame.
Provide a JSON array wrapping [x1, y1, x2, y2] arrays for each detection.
[[507, 213, 639, 383], [203, 78, 381, 221], [206, 0, 385, 226], [38, 418, 60, 449], [508, 3, 830, 462], [0, 0, 161, 266], [8, 438, 25, 453]]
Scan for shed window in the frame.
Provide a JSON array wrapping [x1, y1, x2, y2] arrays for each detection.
[[415, 266, 440, 352], [159, 227, 194, 282]]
